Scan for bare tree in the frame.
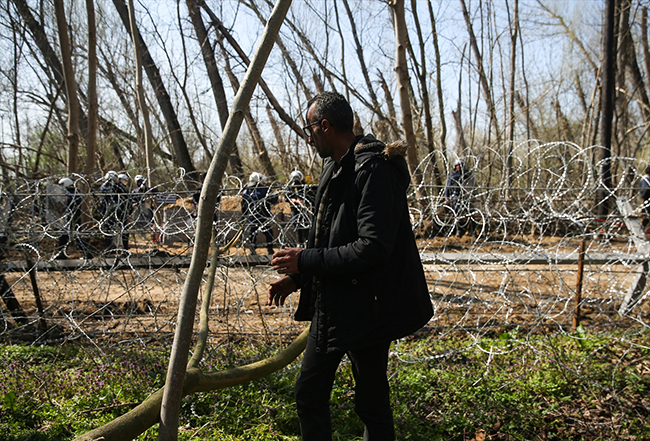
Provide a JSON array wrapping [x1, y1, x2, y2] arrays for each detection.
[[460, 0, 502, 146], [85, 0, 97, 175], [112, 0, 195, 175], [127, 0, 154, 178], [390, 0, 424, 199], [185, 0, 244, 177], [157, 1, 291, 439], [221, 40, 277, 178], [598, 0, 616, 217], [54, 0, 81, 174], [427, 0, 446, 152], [201, 1, 305, 140], [505, 0, 519, 192]]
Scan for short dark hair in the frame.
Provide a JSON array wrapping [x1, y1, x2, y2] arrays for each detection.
[[645, 165, 650, 175], [306, 92, 354, 133]]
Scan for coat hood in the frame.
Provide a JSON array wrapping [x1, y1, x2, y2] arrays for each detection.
[[353, 135, 412, 190]]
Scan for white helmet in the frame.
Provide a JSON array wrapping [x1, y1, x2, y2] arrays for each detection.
[[104, 170, 118, 183], [58, 177, 74, 188], [289, 170, 304, 183], [118, 173, 130, 186], [249, 172, 266, 185], [135, 174, 146, 187]]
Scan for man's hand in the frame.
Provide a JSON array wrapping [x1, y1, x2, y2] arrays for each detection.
[[271, 247, 302, 274], [268, 276, 297, 306]]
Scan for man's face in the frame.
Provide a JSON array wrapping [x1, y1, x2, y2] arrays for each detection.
[[306, 105, 333, 159]]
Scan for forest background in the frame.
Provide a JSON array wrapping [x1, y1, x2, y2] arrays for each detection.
[[2, 0, 650, 440], [0, 0, 631, 189]]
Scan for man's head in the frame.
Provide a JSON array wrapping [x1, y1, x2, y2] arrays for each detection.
[[118, 173, 130, 187], [59, 177, 74, 189], [104, 170, 118, 184], [645, 165, 650, 176], [289, 170, 304, 184], [249, 172, 266, 185], [304, 92, 357, 162], [135, 175, 146, 187]]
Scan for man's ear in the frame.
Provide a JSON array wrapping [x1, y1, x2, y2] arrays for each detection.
[[321, 119, 331, 133]]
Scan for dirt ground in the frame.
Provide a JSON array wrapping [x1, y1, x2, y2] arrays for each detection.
[[3, 231, 647, 346]]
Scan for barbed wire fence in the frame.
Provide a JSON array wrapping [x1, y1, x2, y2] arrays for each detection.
[[0, 142, 649, 390], [0, 141, 649, 436]]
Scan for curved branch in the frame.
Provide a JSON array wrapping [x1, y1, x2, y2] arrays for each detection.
[[73, 328, 308, 441]]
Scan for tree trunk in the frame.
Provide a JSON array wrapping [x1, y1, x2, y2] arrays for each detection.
[[221, 48, 277, 178], [112, 0, 195, 175], [53, 0, 80, 174], [390, 0, 425, 200], [201, 1, 305, 140], [185, 0, 244, 177], [642, 8, 650, 100], [460, 0, 501, 145], [506, 0, 519, 192], [342, 0, 381, 114], [127, 0, 155, 178], [1, 275, 28, 326], [85, 0, 97, 175], [157, 1, 292, 439], [598, 0, 616, 218], [242, 0, 313, 102], [266, 104, 292, 173], [620, 5, 650, 124], [427, 0, 446, 153]]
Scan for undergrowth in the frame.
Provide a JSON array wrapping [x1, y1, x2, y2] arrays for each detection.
[[0, 327, 648, 440]]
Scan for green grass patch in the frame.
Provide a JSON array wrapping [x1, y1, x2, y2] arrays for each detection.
[[1, 328, 648, 440]]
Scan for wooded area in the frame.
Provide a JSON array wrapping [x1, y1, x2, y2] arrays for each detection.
[[0, 0, 648, 194], [2, 1, 650, 440]]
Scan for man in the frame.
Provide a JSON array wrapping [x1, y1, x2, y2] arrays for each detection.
[[640, 165, 650, 231], [132, 174, 159, 241], [99, 171, 130, 251], [241, 172, 278, 255], [268, 92, 432, 441], [56, 177, 93, 259], [285, 170, 315, 246], [444, 158, 476, 237]]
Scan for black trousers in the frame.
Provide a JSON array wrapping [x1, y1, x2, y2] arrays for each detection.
[[295, 329, 395, 441]]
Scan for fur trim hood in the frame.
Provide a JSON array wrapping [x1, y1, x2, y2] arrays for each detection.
[[352, 134, 412, 188]]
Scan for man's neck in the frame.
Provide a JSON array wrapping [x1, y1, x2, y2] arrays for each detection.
[[332, 133, 360, 163]]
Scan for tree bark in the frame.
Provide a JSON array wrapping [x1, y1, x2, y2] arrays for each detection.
[[598, 0, 616, 218], [242, 0, 313, 102], [642, 8, 650, 100], [201, 1, 305, 140], [619, 5, 650, 124], [53, 0, 80, 174], [390, 0, 425, 200], [85, 0, 97, 175], [427, 0, 446, 152], [506, 0, 519, 192], [342, 0, 381, 113], [221, 48, 277, 178]]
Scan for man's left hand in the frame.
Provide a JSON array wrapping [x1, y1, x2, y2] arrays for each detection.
[[272, 247, 302, 274]]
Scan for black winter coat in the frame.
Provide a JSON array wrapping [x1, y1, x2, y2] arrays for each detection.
[[293, 134, 433, 352]]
